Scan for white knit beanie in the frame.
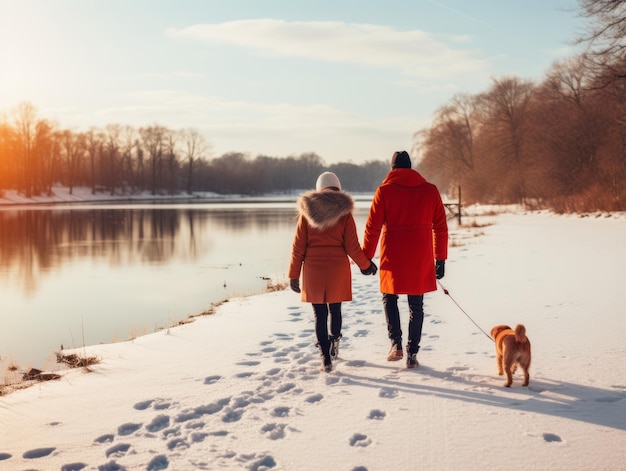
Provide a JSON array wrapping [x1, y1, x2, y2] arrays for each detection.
[[315, 172, 342, 191]]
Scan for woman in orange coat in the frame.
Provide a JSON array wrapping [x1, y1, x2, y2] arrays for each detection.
[[289, 172, 377, 372], [362, 151, 448, 368]]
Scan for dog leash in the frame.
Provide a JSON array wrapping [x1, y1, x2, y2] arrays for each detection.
[[437, 280, 494, 342]]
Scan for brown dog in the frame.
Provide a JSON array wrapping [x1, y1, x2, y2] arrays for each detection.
[[490, 324, 531, 387]]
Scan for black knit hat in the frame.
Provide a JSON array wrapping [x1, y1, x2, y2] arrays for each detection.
[[391, 150, 411, 169]]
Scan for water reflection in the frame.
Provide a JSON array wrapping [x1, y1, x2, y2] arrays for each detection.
[[0, 203, 306, 369], [0, 205, 298, 295]]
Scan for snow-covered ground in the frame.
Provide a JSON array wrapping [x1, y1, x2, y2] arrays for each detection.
[[0, 207, 624, 470]]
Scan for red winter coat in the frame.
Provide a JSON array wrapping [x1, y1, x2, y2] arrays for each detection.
[[289, 189, 371, 303], [362, 169, 448, 295]]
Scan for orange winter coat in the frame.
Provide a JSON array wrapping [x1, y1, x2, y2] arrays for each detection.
[[289, 189, 372, 304], [362, 168, 448, 295]]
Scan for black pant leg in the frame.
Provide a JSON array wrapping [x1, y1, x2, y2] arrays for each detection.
[[329, 302, 342, 338], [313, 303, 330, 353], [382, 293, 402, 346], [407, 294, 424, 354]]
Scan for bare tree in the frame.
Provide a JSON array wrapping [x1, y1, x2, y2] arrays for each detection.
[[60, 130, 86, 195], [104, 124, 122, 196], [576, 0, 626, 75], [12, 102, 39, 196], [478, 77, 536, 203], [180, 128, 211, 194], [139, 125, 166, 195], [84, 127, 103, 194], [120, 125, 137, 192]]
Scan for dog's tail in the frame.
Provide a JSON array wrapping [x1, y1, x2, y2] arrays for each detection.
[[515, 324, 529, 344]]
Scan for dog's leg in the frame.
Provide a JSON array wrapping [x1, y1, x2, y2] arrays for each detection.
[[504, 365, 513, 387], [497, 353, 504, 376], [522, 366, 529, 387]]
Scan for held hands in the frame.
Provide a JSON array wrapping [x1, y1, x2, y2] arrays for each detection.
[[435, 259, 445, 279], [290, 278, 301, 293], [360, 260, 378, 276]]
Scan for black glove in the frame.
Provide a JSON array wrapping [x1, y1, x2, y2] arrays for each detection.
[[435, 259, 445, 279], [361, 260, 378, 276], [290, 278, 301, 293]]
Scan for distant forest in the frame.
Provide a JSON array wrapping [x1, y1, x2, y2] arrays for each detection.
[[0, 112, 390, 197], [0, 0, 624, 212]]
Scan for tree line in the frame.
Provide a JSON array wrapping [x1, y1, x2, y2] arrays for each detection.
[[415, 0, 626, 212], [0, 105, 389, 197]]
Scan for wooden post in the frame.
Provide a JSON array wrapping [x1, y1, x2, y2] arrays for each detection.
[[457, 186, 462, 226]]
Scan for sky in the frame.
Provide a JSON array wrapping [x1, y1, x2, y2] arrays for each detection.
[[1, 207, 624, 469], [0, 0, 587, 165]]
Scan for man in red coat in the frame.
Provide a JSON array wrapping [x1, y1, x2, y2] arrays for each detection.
[[362, 151, 448, 368]]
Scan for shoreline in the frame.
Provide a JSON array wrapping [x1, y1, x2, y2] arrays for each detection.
[[1, 280, 287, 397], [0, 186, 376, 208]]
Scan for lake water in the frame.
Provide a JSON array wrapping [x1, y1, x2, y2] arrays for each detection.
[[0, 198, 374, 370]]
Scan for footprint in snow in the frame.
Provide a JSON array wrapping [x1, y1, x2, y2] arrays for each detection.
[[543, 433, 562, 442], [349, 433, 372, 447], [237, 360, 261, 367], [271, 406, 291, 417], [0, 453, 11, 461], [133, 399, 154, 410], [147, 455, 169, 471], [94, 434, 115, 444], [273, 333, 292, 341], [276, 382, 297, 393], [221, 407, 244, 422], [22, 447, 56, 459], [306, 393, 323, 403], [264, 367, 282, 376], [235, 371, 255, 378], [261, 422, 287, 440], [379, 388, 398, 399], [105, 443, 131, 458], [117, 422, 142, 436], [353, 330, 369, 338], [167, 438, 189, 451], [368, 409, 386, 420], [145, 414, 170, 433], [61, 463, 87, 471], [204, 375, 222, 384], [248, 454, 277, 470]]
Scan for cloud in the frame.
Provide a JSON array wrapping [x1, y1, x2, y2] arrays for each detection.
[[167, 19, 489, 79]]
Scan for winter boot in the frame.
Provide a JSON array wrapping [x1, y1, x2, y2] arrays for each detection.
[[321, 354, 332, 373], [406, 352, 418, 369], [387, 339, 403, 361], [329, 333, 342, 360], [316, 342, 333, 373]]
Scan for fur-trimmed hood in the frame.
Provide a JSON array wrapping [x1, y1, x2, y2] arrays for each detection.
[[297, 189, 354, 230]]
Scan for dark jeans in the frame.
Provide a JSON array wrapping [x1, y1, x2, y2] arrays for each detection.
[[313, 303, 342, 354], [382, 293, 424, 354]]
